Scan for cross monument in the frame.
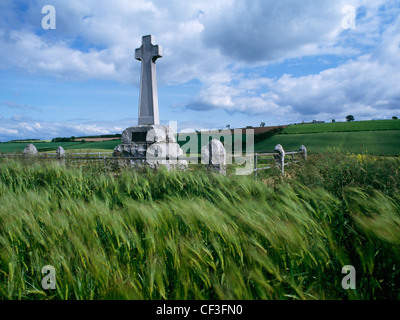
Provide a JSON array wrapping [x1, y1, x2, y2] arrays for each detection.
[[113, 35, 187, 170], [135, 35, 162, 125]]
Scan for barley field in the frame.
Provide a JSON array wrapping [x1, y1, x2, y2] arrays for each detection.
[[0, 140, 122, 154], [283, 120, 400, 134], [0, 153, 399, 300], [255, 130, 400, 155]]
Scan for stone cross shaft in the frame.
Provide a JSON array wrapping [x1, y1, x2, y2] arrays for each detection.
[[135, 35, 162, 125]]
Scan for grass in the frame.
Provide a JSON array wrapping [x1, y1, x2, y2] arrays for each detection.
[[0, 140, 122, 154], [283, 120, 400, 134], [255, 130, 400, 155], [1, 120, 399, 156], [45, 149, 114, 154], [0, 153, 399, 300]]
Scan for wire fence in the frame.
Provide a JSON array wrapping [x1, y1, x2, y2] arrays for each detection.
[[0, 145, 307, 178]]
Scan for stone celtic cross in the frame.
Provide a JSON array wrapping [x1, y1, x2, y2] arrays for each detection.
[[135, 35, 162, 125]]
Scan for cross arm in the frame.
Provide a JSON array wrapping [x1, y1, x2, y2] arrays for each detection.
[[135, 47, 143, 61], [152, 45, 162, 60]]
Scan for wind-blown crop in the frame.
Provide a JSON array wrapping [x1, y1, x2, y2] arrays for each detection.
[[0, 158, 399, 300]]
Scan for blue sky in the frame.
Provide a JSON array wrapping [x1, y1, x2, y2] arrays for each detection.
[[0, 0, 399, 141]]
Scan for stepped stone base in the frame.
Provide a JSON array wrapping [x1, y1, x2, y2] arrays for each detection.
[[113, 125, 188, 170]]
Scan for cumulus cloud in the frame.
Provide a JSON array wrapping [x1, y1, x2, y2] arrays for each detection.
[[186, 49, 400, 123], [0, 0, 399, 136], [0, 0, 225, 84], [267, 58, 400, 119], [0, 29, 120, 81], [0, 0, 365, 83], [182, 1, 400, 123], [202, 0, 351, 63], [0, 115, 213, 142], [0, 115, 136, 141]]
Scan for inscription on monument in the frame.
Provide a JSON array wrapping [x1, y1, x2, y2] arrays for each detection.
[[132, 132, 147, 142]]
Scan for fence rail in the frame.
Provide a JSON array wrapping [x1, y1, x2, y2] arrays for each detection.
[[254, 145, 307, 179], [0, 144, 307, 178]]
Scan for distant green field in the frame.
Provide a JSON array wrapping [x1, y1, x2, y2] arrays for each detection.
[[1, 119, 399, 156], [0, 140, 121, 154], [284, 120, 400, 134], [255, 130, 400, 155]]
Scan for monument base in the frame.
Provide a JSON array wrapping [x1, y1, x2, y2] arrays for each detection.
[[113, 125, 188, 170]]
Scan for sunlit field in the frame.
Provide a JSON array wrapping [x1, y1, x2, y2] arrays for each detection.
[[283, 120, 400, 134], [0, 153, 399, 300]]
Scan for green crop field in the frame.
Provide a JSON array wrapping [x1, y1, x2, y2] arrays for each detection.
[[0, 153, 399, 300], [1, 119, 399, 156], [255, 130, 400, 156], [0, 140, 122, 154], [56, 140, 121, 152], [283, 120, 400, 134]]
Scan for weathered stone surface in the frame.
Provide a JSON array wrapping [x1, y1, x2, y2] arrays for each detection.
[[147, 142, 183, 159], [56, 146, 65, 157], [201, 139, 226, 174], [23, 144, 38, 156], [113, 143, 148, 159], [274, 144, 285, 174], [121, 125, 176, 144], [113, 141, 187, 170], [201, 139, 226, 165], [56, 146, 66, 165], [146, 142, 187, 169], [299, 145, 307, 160], [135, 35, 162, 125]]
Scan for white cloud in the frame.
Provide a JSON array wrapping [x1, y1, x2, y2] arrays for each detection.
[[0, 30, 119, 81], [187, 51, 400, 123], [0, 0, 370, 83], [0, 128, 19, 135], [202, 0, 352, 63], [186, 21, 400, 122], [0, 115, 135, 141], [0, 0, 399, 135]]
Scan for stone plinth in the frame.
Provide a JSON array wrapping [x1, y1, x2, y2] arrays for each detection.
[[113, 125, 187, 170], [121, 125, 176, 144]]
